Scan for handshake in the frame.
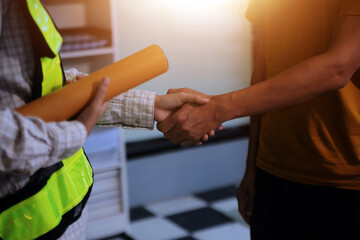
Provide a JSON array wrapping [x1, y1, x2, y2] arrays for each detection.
[[154, 88, 224, 147], [72, 75, 228, 146]]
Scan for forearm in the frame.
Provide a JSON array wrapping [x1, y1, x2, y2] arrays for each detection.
[[66, 69, 156, 129], [97, 89, 156, 129], [217, 16, 360, 122], [0, 109, 87, 175], [246, 115, 261, 169], [215, 52, 353, 122]]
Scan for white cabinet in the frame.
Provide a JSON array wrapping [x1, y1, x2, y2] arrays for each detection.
[[43, 1, 130, 239], [45, 0, 120, 73], [83, 127, 130, 239]]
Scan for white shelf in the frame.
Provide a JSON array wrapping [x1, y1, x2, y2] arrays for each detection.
[[60, 46, 115, 59], [45, 0, 129, 238]]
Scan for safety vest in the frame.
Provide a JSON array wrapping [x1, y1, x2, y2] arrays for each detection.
[[0, 0, 94, 239]]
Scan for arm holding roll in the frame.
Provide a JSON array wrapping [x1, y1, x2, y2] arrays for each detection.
[[16, 45, 169, 122]]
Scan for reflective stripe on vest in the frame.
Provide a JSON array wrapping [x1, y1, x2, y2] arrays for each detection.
[[27, 0, 63, 95], [0, 149, 93, 240], [0, 1, 93, 239]]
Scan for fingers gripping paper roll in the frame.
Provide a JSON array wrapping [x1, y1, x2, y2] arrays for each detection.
[[16, 45, 169, 122]]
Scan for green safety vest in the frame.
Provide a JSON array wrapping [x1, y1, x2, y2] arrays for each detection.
[[0, 0, 93, 239]]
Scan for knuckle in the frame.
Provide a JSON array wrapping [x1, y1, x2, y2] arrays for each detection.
[[178, 92, 187, 101], [176, 117, 184, 125]]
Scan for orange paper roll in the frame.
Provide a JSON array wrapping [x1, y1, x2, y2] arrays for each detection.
[[16, 45, 169, 122]]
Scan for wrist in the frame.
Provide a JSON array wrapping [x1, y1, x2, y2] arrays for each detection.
[[154, 95, 163, 122], [213, 93, 236, 123], [154, 95, 159, 121]]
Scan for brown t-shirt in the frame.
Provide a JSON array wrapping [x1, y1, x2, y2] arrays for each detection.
[[246, 0, 360, 190]]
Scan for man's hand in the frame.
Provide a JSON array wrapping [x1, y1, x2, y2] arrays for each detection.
[[157, 88, 224, 147], [154, 91, 209, 123], [155, 89, 222, 145], [237, 165, 256, 225], [76, 77, 110, 136]]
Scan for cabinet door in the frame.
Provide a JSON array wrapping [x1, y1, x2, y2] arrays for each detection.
[[84, 127, 130, 239]]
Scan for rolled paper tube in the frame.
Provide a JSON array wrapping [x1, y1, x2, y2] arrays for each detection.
[[16, 44, 169, 122]]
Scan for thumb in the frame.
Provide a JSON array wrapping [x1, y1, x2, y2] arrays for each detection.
[[194, 95, 210, 105], [179, 92, 209, 105], [92, 77, 110, 106]]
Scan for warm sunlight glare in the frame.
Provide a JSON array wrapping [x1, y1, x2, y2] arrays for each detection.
[[164, 0, 246, 18], [168, 0, 225, 11]]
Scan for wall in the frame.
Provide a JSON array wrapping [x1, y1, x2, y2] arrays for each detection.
[[128, 138, 248, 207], [115, 0, 253, 142], [114, 0, 253, 206]]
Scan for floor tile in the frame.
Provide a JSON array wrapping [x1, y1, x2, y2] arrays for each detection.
[[211, 197, 248, 226], [173, 237, 197, 240], [103, 237, 130, 240], [196, 185, 237, 203], [211, 197, 238, 213], [167, 207, 232, 232], [145, 195, 207, 217], [193, 223, 250, 240], [130, 206, 155, 222], [224, 209, 248, 226], [130, 217, 188, 240], [100, 232, 134, 240], [104, 238, 126, 240]]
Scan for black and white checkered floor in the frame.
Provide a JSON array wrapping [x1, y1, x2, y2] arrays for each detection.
[[101, 185, 250, 240]]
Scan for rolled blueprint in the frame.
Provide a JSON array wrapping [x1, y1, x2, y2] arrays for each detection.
[[16, 45, 169, 122]]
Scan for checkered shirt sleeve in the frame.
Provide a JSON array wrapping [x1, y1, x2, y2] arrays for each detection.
[[65, 68, 156, 130], [0, 0, 88, 195]]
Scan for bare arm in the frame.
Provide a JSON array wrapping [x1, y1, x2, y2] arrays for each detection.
[[243, 21, 267, 169], [217, 15, 360, 121], [158, 15, 360, 146], [237, 23, 266, 224]]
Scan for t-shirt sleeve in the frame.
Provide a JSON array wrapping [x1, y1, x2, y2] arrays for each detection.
[[340, 0, 360, 16]]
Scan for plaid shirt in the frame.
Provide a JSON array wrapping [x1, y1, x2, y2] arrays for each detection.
[[0, 0, 155, 239]]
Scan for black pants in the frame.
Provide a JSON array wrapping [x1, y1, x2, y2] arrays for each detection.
[[251, 167, 360, 240]]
